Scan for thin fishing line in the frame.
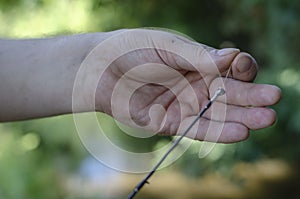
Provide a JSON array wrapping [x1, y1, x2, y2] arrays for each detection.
[[127, 65, 232, 198], [224, 64, 232, 82], [127, 87, 226, 199]]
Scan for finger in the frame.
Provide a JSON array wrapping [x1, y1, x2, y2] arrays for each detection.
[[210, 78, 282, 106], [177, 116, 249, 143], [203, 102, 277, 130], [229, 52, 259, 82]]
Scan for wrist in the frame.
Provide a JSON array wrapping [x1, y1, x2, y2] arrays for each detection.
[[73, 29, 128, 115], [70, 31, 122, 115]]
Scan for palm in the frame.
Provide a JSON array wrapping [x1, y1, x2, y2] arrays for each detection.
[[104, 48, 229, 139], [129, 72, 210, 132]]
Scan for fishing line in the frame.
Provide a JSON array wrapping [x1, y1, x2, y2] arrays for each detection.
[[127, 66, 231, 199]]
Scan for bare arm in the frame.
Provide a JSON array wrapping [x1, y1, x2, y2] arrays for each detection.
[[0, 33, 109, 121]]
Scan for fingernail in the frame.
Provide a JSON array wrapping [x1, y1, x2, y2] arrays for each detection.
[[217, 48, 240, 56], [237, 56, 253, 73]]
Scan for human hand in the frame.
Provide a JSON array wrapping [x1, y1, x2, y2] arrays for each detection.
[[92, 29, 281, 143]]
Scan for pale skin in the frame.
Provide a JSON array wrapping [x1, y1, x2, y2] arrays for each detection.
[[0, 29, 281, 143]]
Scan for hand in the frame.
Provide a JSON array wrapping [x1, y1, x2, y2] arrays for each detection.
[[94, 29, 281, 143]]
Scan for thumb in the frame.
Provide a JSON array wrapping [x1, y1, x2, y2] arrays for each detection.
[[149, 31, 240, 75], [203, 47, 241, 74], [229, 52, 258, 82], [160, 33, 258, 81], [117, 29, 241, 76], [195, 47, 258, 82]]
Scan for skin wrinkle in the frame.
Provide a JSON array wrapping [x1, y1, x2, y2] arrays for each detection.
[[143, 73, 201, 135], [127, 60, 195, 129], [192, 117, 248, 143], [174, 35, 203, 49], [250, 109, 263, 129], [211, 78, 278, 107], [129, 85, 170, 127], [166, 35, 215, 73], [99, 49, 167, 115], [201, 97, 277, 130], [111, 49, 170, 76], [247, 84, 255, 106], [160, 76, 208, 136], [241, 107, 249, 129], [184, 77, 203, 113], [164, 93, 190, 136], [151, 36, 170, 67], [153, 48, 194, 72], [96, 67, 115, 113], [129, 71, 183, 111], [158, 97, 178, 134], [159, 98, 181, 136], [132, 77, 186, 132]]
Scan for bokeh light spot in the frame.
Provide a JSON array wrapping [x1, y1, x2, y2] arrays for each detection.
[[21, 133, 40, 151]]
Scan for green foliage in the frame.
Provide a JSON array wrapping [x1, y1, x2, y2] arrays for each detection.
[[0, 0, 299, 198]]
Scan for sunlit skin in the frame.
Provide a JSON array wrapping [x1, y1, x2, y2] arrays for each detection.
[[0, 29, 281, 143]]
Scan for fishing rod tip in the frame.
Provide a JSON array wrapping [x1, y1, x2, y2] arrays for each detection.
[[210, 87, 226, 102], [216, 87, 225, 96]]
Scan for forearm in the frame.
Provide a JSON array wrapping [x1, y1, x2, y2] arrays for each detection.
[[0, 33, 108, 122]]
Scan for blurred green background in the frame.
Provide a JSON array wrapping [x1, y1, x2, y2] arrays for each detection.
[[0, 0, 300, 198]]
